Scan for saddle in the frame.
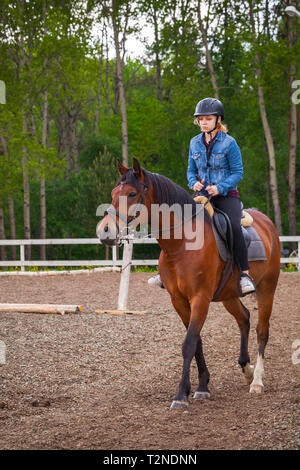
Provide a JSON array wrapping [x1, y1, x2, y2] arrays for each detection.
[[194, 195, 266, 300], [194, 195, 253, 227]]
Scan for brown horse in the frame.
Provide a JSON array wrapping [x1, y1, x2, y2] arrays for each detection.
[[97, 158, 281, 409]]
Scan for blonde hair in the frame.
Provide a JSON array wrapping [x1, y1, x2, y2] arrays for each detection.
[[194, 116, 228, 133], [216, 121, 228, 133]]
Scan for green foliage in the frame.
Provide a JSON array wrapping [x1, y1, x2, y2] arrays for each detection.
[[0, 0, 299, 264], [281, 263, 298, 272], [78, 134, 122, 169]]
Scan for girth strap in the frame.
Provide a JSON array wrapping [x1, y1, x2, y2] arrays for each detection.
[[211, 258, 234, 301]]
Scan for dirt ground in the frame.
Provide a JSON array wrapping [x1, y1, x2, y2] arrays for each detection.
[[0, 271, 299, 450]]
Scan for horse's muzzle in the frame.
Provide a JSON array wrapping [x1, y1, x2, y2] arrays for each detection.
[[97, 221, 118, 246], [100, 236, 116, 246]]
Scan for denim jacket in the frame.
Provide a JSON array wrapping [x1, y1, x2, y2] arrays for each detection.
[[187, 131, 243, 196]]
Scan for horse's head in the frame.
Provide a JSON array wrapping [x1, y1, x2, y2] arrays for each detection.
[[96, 158, 150, 245]]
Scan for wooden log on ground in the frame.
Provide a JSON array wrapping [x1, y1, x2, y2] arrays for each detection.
[[95, 309, 147, 316], [0, 303, 82, 314]]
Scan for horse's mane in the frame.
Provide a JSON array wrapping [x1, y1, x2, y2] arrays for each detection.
[[118, 168, 208, 221], [146, 170, 197, 212]]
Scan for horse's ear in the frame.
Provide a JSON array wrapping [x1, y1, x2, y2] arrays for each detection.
[[132, 157, 141, 177], [117, 159, 128, 175]]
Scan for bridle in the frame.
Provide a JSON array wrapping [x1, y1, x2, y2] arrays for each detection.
[[105, 171, 150, 244], [104, 169, 206, 243]]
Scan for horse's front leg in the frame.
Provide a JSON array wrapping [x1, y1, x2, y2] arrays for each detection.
[[193, 335, 210, 399], [171, 295, 210, 409]]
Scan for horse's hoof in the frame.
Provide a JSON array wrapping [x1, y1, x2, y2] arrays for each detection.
[[170, 400, 188, 409], [193, 391, 210, 399], [243, 374, 254, 385], [243, 364, 254, 385], [250, 384, 264, 394]]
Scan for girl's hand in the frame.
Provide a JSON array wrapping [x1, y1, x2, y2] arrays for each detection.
[[206, 185, 219, 196], [193, 179, 205, 191]]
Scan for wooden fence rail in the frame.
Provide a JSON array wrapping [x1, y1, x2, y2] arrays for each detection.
[[0, 236, 299, 272]]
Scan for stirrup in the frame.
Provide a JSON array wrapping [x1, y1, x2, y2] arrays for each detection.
[[237, 272, 256, 297]]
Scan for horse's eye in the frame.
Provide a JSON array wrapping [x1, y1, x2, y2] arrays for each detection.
[[128, 192, 137, 198]]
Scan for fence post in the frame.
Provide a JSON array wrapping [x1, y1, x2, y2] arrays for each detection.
[[117, 241, 133, 310], [112, 245, 117, 266], [20, 244, 25, 272]]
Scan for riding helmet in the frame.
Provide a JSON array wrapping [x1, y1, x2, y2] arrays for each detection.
[[194, 97, 225, 120]]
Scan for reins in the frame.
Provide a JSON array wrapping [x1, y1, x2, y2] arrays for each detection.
[[105, 170, 210, 243], [144, 190, 213, 238], [141, 203, 205, 240]]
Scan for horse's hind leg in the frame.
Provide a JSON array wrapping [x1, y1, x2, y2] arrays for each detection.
[[222, 298, 254, 385], [250, 284, 276, 394]]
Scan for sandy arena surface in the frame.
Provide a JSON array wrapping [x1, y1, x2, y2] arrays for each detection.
[[0, 271, 299, 450]]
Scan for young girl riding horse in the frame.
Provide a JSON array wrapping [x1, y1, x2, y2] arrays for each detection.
[[149, 97, 256, 295]]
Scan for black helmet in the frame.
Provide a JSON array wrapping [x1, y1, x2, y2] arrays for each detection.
[[194, 97, 224, 120]]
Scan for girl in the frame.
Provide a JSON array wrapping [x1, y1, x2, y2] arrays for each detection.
[[149, 97, 255, 295]]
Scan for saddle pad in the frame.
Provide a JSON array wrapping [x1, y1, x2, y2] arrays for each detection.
[[245, 226, 267, 261], [212, 224, 266, 262]]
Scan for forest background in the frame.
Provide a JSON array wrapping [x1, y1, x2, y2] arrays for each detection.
[[0, 0, 299, 264]]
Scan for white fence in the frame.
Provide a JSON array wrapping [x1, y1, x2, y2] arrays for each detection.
[[0, 236, 299, 271], [0, 238, 158, 271]]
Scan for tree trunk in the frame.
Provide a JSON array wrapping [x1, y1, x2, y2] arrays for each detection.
[[95, 45, 104, 132], [40, 88, 48, 261], [287, 13, 298, 251], [0, 134, 16, 260], [105, 24, 112, 115], [19, 5, 31, 260], [113, 73, 119, 115], [69, 107, 79, 173], [263, 137, 271, 218], [8, 197, 16, 260], [0, 204, 6, 262], [153, 6, 163, 103], [255, 69, 282, 235], [62, 113, 72, 176], [21, 107, 31, 260], [197, 0, 219, 99], [57, 116, 63, 160], [111, 0, 129, 167], [298, 105, 300, 143], [40, 0, 48, 261], [249, 0, 282, 235], [288, 64, 297, 250]]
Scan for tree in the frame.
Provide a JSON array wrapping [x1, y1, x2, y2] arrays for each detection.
[[196, 0, 219, 99], [110, 0, 131, 166], [140, 0, 165, 103], [248, 0, 282, 235], [285, 0, 299, 249]]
